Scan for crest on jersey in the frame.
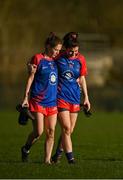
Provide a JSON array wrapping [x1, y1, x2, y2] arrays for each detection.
[[49, 72, 57, 85]]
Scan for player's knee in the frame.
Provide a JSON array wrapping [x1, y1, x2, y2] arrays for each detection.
[[47, 128, 55, 139], [64, 126, 71, 136]]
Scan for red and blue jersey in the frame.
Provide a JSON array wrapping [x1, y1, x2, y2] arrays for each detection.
[[30, 53, 58, 107], [56, 53, 87, 104]]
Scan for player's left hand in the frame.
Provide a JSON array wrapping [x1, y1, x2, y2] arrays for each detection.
[[83, 97, 91, 111]]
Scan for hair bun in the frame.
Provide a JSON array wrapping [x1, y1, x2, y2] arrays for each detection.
[[63, 32, 79, 48], [71, 33, 78, 40], [63, 32, 78, 41]]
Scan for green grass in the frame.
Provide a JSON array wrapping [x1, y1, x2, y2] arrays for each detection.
[[0, 111, 123, 179]]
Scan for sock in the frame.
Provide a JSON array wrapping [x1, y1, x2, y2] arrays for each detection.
[[66, 152, 74, 161], [24, 144, 32, 151], [55, 148, 63, 157]]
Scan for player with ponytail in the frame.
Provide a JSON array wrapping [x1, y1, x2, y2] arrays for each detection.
[[21, 32, 62, 164]]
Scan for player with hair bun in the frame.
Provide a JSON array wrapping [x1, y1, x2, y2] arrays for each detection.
[[52, 32, 91, 164], [21, 32, 62, 164]]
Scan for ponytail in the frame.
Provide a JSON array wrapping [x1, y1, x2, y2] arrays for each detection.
[[45, 32, 62, 48]]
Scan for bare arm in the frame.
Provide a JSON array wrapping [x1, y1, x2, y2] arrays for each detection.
[[22, 72, 35, 107], [27, 61, 37, 74], [79, 76, 91, 111]]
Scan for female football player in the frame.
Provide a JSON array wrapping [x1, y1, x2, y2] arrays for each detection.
[[52, 32, 91, 163], [21, 32, 62, 164]]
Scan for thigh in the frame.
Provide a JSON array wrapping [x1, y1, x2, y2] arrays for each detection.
[[32, 112, 44, 133], [70, 113, 78, 133], [44, 114, 57, 130], [58, 111, 71, 129]]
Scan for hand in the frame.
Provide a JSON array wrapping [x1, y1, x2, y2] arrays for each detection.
[[22, 96, 29, 107], [83, 97, 91, 111]]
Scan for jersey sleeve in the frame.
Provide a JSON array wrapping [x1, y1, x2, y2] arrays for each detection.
[[30, 53, 43, 66], [79, 54, 88, 76]]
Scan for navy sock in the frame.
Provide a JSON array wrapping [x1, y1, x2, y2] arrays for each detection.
[[24, 144, 32, 151], [66, 152, 74, 161], [55, 148, 63, 157]]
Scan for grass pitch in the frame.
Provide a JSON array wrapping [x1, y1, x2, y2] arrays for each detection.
[[0, 110, 123, 179]]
